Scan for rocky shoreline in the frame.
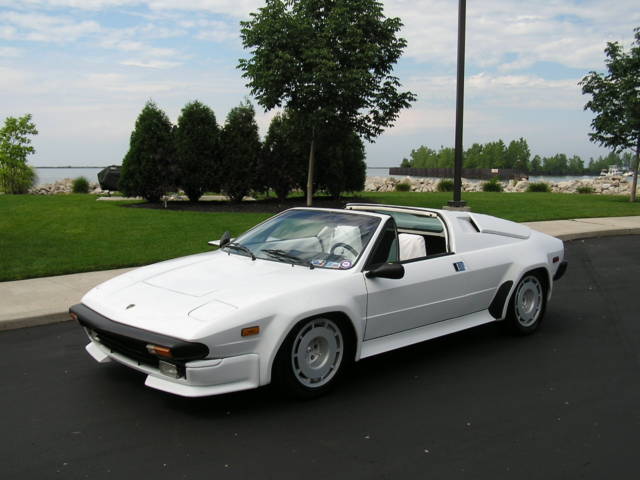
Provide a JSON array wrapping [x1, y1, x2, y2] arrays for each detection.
[[27, 175, 637, 196], [364, 175, 637, 195], [29, 178, 105, 195]]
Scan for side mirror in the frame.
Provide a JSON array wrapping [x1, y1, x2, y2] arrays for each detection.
[[365, 262, 405, 280], [209, 231, 232, 247], [219, 231, 231, 247]]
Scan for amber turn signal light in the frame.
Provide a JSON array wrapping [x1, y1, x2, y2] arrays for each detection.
[[69, 312, 78, 322], [241, 326, 260, 337], [146, 344, 173, 358]]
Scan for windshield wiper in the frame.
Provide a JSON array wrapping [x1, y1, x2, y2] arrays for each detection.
[[224, 242, 256, 260], [262, 249, 314, 269]]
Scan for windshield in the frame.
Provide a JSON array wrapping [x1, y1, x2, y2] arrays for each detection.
[[228, 209, 381, 270]]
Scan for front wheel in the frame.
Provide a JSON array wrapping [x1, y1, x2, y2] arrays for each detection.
[[506, 273, 547, 335], [273, 317, 350, 398]]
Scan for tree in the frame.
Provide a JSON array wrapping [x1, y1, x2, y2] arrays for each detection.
[[219, 101, 261, 203], [119, 101, 175, 202], [316, 128, 366, 198], [580, 27, 640, 201], [505, 138, 531, 171], [259, 111, 307, 202], [175, 101, 220, 202], [0, 114, 38, 194], [239, 0, 416, 206]]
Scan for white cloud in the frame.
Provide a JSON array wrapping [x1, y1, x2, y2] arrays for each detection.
[[121, 59, 181, 68], [0, 46, 21, 57], [386, 0, 640, 71], [0, 11, 101, 43]]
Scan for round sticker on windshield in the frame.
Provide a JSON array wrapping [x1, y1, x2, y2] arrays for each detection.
[[340, 260, 352, 269]]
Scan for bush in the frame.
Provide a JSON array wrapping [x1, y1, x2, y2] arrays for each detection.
[[119, 101, 176, 202], [317, 130, 366, 198], [72, 176, 90, 193], [482, 177, 503, 192], [527, 182, 551, 192], [175, 101, 220, 202], [437, 179, 454, 192], [258, 111, 307, 201], [395, 182, 411, 192], [219, 101, 261, 203], [0, 164, 36, 194], [577, 185, 594, 194]]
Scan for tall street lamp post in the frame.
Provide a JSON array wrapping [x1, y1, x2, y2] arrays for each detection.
[[448, 0, 467, 208]]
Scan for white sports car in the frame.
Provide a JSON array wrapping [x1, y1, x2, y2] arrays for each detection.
[[70, 204, 567, 398]]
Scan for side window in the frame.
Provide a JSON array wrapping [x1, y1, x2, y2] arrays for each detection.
[[366, 219, 399, 267]]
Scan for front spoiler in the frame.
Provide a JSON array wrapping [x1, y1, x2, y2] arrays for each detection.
[[86, 338, 260, 397]]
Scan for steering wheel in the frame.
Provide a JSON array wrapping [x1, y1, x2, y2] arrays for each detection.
[[329, 242, 359, 257]]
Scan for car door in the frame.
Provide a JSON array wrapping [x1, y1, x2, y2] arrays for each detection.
[[363, 219, 477, 340]]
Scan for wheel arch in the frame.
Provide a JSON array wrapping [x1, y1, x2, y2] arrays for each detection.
[[494, 266, 551, 320], [263, 310, 359, 385]]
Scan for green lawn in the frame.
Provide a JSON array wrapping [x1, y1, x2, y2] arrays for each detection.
[[0, 195, 269, 281], [1, 192, 639, 281], [364, 191, 640, 222]]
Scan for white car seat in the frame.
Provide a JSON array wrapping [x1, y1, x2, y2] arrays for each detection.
[[398, 233, 427, 261]]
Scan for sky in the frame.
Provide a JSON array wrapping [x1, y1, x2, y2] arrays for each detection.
[[0, 0, 639, 169]]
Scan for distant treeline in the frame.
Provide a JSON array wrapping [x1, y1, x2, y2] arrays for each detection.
[[400, 138, 635, 175]]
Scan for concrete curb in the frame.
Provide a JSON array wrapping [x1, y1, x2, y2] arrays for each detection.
[[2, 219, 640, 332], [556, 227, 640, 241]]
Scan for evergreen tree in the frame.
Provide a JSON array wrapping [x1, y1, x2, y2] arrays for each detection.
[[259, 111, 306, 202], [219, 101, 261, 203], [175, 101, 220, 202], [119, 101, 175, 202]]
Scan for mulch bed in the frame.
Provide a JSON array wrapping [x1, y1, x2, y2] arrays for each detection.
[[122, 196, 376, 214]]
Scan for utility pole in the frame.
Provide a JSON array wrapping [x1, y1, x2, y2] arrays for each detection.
[[448, 0, 467, 209]]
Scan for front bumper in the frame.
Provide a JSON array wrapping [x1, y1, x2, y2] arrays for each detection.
[[72, 303, 260, 397], [86, 340, 260, 397]]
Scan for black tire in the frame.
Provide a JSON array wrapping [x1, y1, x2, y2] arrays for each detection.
[[506, 273, 547, 335], [272, 317, 352, 399]]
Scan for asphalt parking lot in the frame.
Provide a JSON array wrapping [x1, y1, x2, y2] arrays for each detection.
[[1, 235, 639, 479]]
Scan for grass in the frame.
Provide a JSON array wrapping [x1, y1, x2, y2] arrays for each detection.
[[362, 191, 640, 222], [1, 191, 639, 281], [0, 195, 269, 281]]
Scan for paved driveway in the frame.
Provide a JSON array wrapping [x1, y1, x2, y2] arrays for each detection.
[[2, 236, 639, 479]]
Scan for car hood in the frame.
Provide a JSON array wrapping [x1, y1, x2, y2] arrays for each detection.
[[81, 250, 345, 340]]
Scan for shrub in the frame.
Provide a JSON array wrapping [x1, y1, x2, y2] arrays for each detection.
[[316, 129, 366, 199], [119, 101, 176, 202], [527, 182, 551, 192], [175, 101, 220, 202], [0, 164, 36, 194], [258, 111, 307, 201], [72, 176, 90, 193], [437, 178, 454, 192], [577, 185, 595, 194], [395, 182, 411, 192], [482, 177, 503, 192], [219, 101, 261, 203]]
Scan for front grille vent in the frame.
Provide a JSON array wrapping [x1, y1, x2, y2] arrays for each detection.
[[92, 328, 159, 368]]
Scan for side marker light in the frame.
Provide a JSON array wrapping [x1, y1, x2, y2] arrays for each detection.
[[241, 326, 260, 337]]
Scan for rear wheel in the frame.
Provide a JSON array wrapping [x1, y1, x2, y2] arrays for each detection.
[[273, 317, 350, 398], [506, 273, 546, 335]]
